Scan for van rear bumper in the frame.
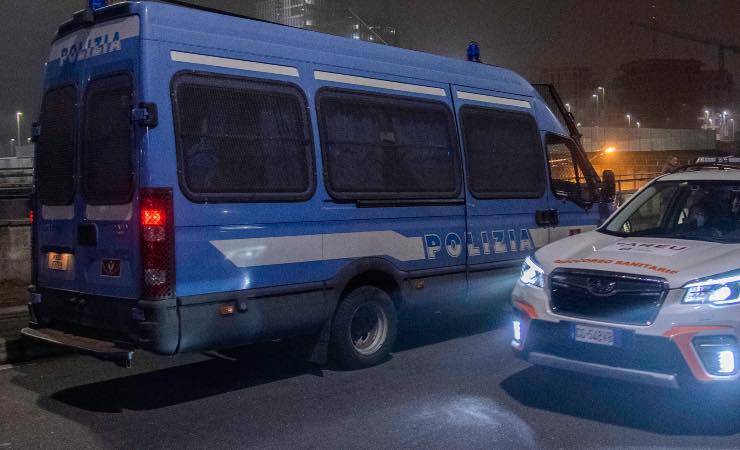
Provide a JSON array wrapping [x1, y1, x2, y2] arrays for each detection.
[[28, 287, 180, 356], [21, 327, 136, 367]]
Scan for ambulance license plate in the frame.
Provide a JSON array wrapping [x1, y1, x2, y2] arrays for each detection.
[[572, 324, 618, 347]]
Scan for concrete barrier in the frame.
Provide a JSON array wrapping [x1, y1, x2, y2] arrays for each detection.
[[0, 225, 30, 284]]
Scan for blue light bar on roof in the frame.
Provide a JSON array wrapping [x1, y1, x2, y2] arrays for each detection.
[[89, 0, 108, 10], [467, 41, 481, 63]]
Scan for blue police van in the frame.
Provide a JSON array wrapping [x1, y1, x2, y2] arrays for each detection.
[[23, 0, 615, 368]]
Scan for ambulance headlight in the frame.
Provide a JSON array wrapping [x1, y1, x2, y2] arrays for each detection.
[[520, 256, 545, 289], [683, 270, 740, 306]]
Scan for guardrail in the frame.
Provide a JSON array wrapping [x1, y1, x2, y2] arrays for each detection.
[[0, 166, 33, 201], [0, 187, 32, 200], [614, 173, 660, 194], [0, 219, 30, 227]]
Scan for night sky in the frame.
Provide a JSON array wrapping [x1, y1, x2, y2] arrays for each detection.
[[1, 0, 738, 143]]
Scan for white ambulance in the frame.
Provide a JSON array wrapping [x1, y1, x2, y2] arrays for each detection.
[[512, 163, 740, 389]]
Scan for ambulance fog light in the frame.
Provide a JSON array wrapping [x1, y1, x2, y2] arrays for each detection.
[[718, 351, 735, 374], [513, 320, 522, 343], [693, 336, 739, 376]]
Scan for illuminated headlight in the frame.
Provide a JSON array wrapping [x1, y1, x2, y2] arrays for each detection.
[[520, 256, 545, 288], [512, 320, 522, 343], [682, 270, 740, 306]]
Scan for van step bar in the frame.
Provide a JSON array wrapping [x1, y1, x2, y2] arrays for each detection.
[[21, 327, 135, 368]]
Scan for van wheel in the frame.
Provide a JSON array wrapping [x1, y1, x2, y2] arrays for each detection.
[[331, 286, 398, 370]]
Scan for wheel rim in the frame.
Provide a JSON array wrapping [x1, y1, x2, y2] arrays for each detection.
[[350, 302, 388, 356]]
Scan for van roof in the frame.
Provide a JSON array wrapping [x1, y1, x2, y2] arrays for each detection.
[[57, 1, 539, 99]]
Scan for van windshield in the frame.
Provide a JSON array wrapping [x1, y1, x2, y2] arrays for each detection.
[[602, 180, 740, 243]]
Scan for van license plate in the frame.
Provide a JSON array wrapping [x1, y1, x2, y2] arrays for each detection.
[[572, 324, 616, 347], [47, 253, 72, 271]]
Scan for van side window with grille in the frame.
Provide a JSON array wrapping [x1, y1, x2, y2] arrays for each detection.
[[460, 107, 546, 199], [317, 90, 461, 200], [547, 136, 595, 205], [172, 73, 314, 202], [37, 86, 77, 206], [83, 74, 135, 205]]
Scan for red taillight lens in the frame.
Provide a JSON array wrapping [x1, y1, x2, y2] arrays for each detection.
[[141, 209, 165, 226], [140, 188, 174, 299], [29, 209, 34, 224]]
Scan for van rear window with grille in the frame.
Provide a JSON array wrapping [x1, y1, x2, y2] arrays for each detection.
[[317, 90, 461, 200], [37, 86, 77, 206], [461, 107, 546, 199], [172, 73, 314, 202], [83, 74, 134, 205]]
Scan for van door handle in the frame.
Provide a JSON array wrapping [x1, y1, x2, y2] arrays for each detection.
[[535, 210, 550, 226], [548, 209, 560, 227], [535, 209, 559, 227], [78, 223, 98, 247]]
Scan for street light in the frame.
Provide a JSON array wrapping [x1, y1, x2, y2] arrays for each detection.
[[597, 86, 606, 124], [636, 121, 641, 128], [588, 146, 616, 163], [565, 103, 571, 113], [15, 112, 23, 144], [626, 114, 631, 128], [592, 94, 600, 127]]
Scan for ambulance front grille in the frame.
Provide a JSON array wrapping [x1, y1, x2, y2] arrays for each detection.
[[549, 269, 669, 326]]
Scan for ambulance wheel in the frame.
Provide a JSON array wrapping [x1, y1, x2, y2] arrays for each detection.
[[331, 286, 398, 370]]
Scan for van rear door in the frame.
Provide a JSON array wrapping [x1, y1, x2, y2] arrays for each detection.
[[76, 73, 139, 299], [36, 86, 79, 293]]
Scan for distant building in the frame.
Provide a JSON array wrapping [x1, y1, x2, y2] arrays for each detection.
[[253, 0, 398, 46], [347, 22, 398, 46], [537, 67, 600, 126], [613, 59, 733, 129]]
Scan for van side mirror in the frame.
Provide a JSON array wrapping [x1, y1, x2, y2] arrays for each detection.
[[31, 122, 41, 143], [601, 169, 616, 202]]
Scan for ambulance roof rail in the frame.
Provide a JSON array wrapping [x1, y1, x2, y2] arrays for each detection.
[[671, 163, 740, 173]]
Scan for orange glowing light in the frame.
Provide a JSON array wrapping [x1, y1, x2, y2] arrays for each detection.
[[141, 209, 165, 226]]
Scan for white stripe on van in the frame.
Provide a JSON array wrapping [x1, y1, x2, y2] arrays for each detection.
[[41, 205, 74, 221], [314, 71, 447, 97], [171, 51, 300, 77], [456, 91, 531, 109], [549, 225, 598, 242], [211, 231, 426, 268], [86, 204, 133, 222]]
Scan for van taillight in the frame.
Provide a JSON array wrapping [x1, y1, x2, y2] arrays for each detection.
[[140, 188, 174, 299]]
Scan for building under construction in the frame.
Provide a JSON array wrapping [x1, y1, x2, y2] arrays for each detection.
[[253, 0, 398, 46]]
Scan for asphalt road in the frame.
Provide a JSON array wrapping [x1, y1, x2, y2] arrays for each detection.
[[1, 312, 739, 449]]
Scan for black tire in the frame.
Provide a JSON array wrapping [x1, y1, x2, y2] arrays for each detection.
[[330, 286, 398, 370]]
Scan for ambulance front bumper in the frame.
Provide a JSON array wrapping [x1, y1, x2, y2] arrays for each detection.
[[511, 282, 740, 388]]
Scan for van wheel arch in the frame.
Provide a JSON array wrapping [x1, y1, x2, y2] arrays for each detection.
[[330, 258, 405, 311]]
